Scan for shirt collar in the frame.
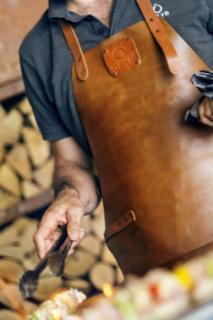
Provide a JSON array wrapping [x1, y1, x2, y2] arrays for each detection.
[[48, 0, 67, 20], [48, 0, 87, 23], [48, 0, 120, 23]]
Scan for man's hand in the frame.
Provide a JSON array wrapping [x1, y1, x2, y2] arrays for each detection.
[[33, 137, 100, 259], [34, 187, 85, 259], [199, 98, 213, 127]]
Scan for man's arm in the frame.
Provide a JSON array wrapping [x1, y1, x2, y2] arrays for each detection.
[[34, 137, 100, 259]]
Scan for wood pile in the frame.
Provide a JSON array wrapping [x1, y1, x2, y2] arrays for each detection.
[[0, 96, 123, 320], [0, 204, 124, 320], [0, 98, 54, 210]]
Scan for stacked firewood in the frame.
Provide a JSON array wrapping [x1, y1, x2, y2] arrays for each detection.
[[0, 97, 123, 319], [0, 98, 53, 209]]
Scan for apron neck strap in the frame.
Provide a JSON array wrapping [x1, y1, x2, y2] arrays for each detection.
[[60, 20, 89, 81], [136, 0, 181, 75], [60, 0, 181, 80]]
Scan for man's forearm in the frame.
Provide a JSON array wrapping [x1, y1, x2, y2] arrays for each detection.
[[53, 159, 101, 213]]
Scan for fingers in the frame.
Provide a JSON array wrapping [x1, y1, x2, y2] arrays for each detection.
[[68, 228, 85, 256], [45, 230, 62, 255], [199, 98, 213, 127], [34, 217, 58, 259], [34, 204, 67, 259], [67, 202, 84, 242], [33, 193, 86, 259]]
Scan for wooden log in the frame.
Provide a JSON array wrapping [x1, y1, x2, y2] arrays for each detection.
[[22, 127, 50, 167], [29, 113, 39, 130], [102, 245, 118, 266], [0, 189, 53, 226], [64, 249, 96, 278], [18, 97, 39, 129], [81, 214, 93, 234], [64, 279, 91, 294], [23, 250, 39, 270], [0, 310, 22, 320], [89, 262, 115, 291], [0, 280, 24, 314], [0, 163, 21, 196], [22, 301, 37, 317], [18, 98, 32, 115], [0, 190, 19, 210], [0, 259, 24, 283], [80, 234, 102, 257], [0, 218, 31, 246], [0, 280, 37, 317], [0, 145, 4, 163], [7, 144, 32, 180], [0, 106, 6, 122], [0, 225, 17, 246], [19, 220, 37, 255], [116, 267, 125, 284], [12, 217, 32, 238], [0, 110, 22, 145], [95, 202, 104, 215], [33, 158, 54, 189], [34, 276, 63, 301], [92, 208, 105, 239], [21, 180, 41, 199], [0, 245, 25, 261]]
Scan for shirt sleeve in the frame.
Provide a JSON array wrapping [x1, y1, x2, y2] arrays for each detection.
[[20, 54, 71, 141], [206, 0, 213, 34]]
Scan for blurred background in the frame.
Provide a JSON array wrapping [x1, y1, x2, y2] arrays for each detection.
[[0, 1, 123, 319]]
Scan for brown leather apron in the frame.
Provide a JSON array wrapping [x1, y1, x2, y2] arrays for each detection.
[[61, 0, 213, 275]]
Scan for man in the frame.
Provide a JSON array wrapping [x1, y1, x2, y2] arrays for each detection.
[[20, 0, 213, 266]]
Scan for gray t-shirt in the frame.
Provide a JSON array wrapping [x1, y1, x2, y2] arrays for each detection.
[[20, 0, 213, 156]]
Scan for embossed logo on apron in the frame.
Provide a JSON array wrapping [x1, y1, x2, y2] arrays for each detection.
[[102, 37, 141, 78]]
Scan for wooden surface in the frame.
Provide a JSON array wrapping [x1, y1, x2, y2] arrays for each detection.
[[0, 0, 47, 101]]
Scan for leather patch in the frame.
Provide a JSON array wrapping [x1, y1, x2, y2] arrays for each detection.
[[105, 210, 136, 242], [102, 37, 141, 78]]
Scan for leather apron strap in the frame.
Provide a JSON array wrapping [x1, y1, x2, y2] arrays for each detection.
[[136, 0, 181, 75], [60, 0, 181, 79], [60, 20, 89, 81]]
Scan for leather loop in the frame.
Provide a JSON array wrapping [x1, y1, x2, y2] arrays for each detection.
[[136, 0, 181, 75], [60, 20, 89, 81], [105, 210, 136, 242]]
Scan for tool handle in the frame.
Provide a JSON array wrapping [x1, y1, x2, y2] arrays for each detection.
[[48, 237, 73, 276], [34, 231, 67, 274], [60, 236, 72, 254]]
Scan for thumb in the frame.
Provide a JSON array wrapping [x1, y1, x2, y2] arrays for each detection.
[[66, 205, 84, 241]]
